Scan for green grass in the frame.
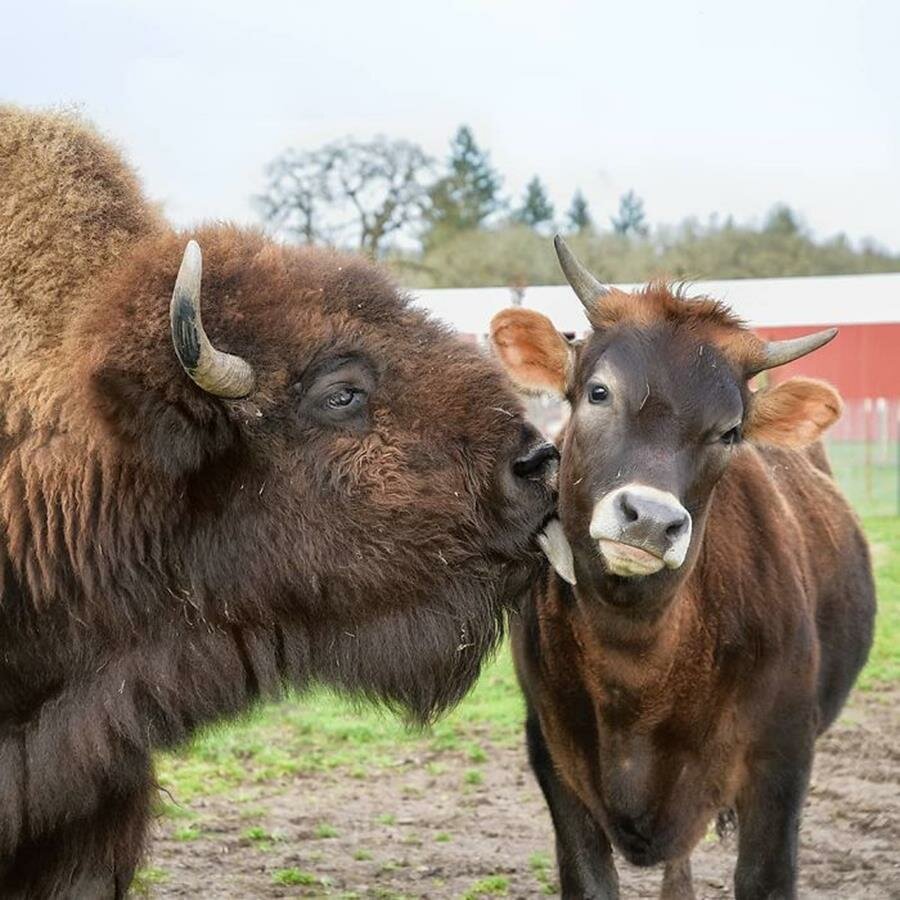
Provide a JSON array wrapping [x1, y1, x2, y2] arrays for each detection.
[[130, 867, 168, 895], [156, 646, 525, 803], [467, 744, 489, 763], [155, 517, 898, 808], [463, 875, 509, 898], [859, 516, 900, 686], [826, 441, 899, 518], [271, 867, 320, 886], [529, 851, 557, 895]]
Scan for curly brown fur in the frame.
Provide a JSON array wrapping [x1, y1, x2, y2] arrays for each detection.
[[0, 106, 161, 357], [0, 107, 554, 896]]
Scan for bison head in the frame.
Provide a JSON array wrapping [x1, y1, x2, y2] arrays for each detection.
[[61, 227, 556, 721]]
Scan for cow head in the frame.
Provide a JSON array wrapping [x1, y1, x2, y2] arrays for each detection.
[[491, 237, 841, 610], [72, 228, 558, 720]]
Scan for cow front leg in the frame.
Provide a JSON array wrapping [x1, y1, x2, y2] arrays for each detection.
[[661, 856, 695, 900], [733, 739, 813, 900], [526, 711, 619, 899]]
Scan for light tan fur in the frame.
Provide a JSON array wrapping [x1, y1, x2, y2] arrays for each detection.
[[745, 378, 843, 448], [490, 308, 571, 397], [0, 105, 162, 403]]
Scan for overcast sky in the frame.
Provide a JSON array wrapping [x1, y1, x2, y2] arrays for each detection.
[[4, 0, 899, 250]]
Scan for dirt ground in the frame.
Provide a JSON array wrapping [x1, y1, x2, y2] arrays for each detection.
[[147, 686, 899, 899]]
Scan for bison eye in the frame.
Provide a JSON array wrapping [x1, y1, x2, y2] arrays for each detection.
[[324, 386, 364, 411], [720, 425, 742, 446], [588, 384, 610, 404]]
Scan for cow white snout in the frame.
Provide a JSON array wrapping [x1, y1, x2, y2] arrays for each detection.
[[590, 484, 692, 578]]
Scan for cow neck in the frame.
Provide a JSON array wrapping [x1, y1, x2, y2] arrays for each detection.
[[565, 575, 703, 699]]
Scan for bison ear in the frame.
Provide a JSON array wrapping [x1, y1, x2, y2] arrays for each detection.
[[91, 368, 238, 478], [744, 378, 843, 448], [490, 308, 573, 398]]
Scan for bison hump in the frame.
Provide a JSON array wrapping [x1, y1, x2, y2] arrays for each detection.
[[0, 105, 161, 359]]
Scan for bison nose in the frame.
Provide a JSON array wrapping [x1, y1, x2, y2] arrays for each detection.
[[513, 441, 560, 480]]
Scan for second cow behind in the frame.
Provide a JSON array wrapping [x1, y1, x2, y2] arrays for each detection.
[[490, 238, 875, 900]]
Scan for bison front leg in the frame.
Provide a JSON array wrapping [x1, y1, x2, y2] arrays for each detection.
[[526, 711, 619, 899], [0, 765, 154, 899], [733, 727, 814, 900]]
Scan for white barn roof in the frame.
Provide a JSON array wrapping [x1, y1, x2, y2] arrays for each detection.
[[408, 272, 900, 334]]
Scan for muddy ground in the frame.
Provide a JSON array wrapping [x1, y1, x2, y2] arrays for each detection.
[[146, 686, 899, 899]]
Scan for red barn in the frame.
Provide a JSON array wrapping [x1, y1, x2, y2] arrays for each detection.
[[412, 272, 900, 449]]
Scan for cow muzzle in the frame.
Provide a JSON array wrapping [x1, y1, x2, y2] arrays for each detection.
[[589, 484, 692, 578]]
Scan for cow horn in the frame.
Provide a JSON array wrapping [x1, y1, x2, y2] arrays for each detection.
[[170, 240, 255, 398], [554, 235, 611, 314], [749, 328, 838, 376]]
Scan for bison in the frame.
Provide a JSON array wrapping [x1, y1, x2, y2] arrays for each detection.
[[0, 106, 562, 897], [490, 238, 876, 900]]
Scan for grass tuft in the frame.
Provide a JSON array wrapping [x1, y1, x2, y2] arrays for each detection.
[[130, 867, 168, 895], [314, 822, 339, 839], [463, 875, 509, 898], [271, 867, 320, 886]]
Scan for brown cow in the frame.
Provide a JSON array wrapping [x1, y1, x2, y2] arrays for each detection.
[[0, 107, 562, 897], [491, 238, 876, 900]]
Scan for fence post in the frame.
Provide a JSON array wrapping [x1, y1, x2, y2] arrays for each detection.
[[864, 398, 872, 507], [876, 398, 888, 464]]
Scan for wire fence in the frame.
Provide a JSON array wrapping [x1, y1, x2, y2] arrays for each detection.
[[824, 399, 900, 518], [524, 396, 900, 519]]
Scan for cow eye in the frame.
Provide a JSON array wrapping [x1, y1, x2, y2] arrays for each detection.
[[588, 384, 610, 404], [720, 425, 742, 446]]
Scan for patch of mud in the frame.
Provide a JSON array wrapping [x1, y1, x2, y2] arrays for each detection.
[[146, 688, 900, 898]]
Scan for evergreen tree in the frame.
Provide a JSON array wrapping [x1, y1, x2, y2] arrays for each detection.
[[764, 203, 803, 236], [424, 126, 502, 243], [566, 189, 592, 232], [611, 190, 649, 237], [515, 176, 554, 228]]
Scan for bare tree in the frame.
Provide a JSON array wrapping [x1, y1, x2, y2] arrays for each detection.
[[258, 150, 322, 244], [259, 138, 433, 256]]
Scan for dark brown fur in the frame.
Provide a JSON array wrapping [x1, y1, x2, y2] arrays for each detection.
[[0, 108, 555, 897], [493, 285, 876, 899]]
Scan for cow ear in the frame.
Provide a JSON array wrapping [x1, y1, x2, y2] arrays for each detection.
[[744, 378, 843, 448], [490, 308, 573, 398], [91, 368, 238, 478]]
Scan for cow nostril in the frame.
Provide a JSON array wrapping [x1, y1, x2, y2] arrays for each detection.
[[618, 493, 639, 523], [665, 514, 688, 539], [513, 442, 559, 479]]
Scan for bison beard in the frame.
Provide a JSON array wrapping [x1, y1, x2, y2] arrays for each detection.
[[0, 469, 528, 896], [0, 106, 554, 896]]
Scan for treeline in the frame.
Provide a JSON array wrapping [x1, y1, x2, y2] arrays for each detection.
[[258, 126, 900, 288]]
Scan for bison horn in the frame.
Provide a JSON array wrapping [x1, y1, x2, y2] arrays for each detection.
[[170, 240, 255, 398], [554, 235, 611, 315], [749, 328, 838, 376]]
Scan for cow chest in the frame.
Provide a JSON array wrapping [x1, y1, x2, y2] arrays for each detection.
[[525, 604, 746, 867]]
